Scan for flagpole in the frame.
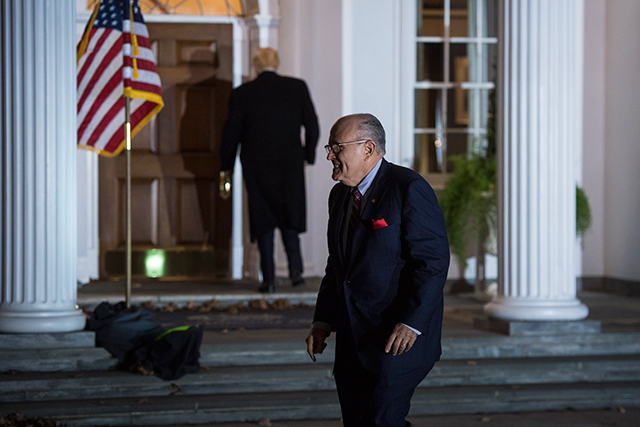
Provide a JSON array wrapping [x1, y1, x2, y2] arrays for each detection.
[[125, 95, 132, 308]]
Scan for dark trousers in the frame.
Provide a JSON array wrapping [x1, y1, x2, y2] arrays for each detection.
[[256, 228, 303, 282], [333, 326, 427, 427]]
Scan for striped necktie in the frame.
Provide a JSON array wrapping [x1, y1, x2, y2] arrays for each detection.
[[345, 188, 361, 258]]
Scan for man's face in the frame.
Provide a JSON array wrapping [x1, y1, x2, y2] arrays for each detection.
[[327, 120, 371, 187]]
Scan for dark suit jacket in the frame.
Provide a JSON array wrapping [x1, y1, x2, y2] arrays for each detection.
[[220, 71, 319, 240], [314, 159, 450, 374]]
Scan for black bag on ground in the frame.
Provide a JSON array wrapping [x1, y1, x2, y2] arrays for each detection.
[[87, 301, 164, 365], [87, 302, 203, 380], [144, 325, 204, 381]]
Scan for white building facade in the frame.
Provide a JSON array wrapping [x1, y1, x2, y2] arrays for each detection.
[[1, 0, 638, 333]]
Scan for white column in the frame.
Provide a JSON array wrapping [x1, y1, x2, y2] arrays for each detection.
[[231, 19, 247, 280], [485, 0, 588, 321], [76, 150, 99, 285], [247, 15, 280, 50], [0, 0, 85, 333]]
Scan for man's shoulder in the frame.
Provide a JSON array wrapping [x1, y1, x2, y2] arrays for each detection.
[[275, 74, 307, 84], [385, 161, 430, 186], [236, 73, 307, 93]]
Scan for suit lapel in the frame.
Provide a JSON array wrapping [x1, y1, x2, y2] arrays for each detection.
[[330, 185, 350, 270], [345, 159, 391, 266]]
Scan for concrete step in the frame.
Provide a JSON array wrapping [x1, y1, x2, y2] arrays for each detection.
[[2, 355, 639, 403], [0, 347, 115, 373], [3, 332, 640, 373], [199, 332, 640, 368], [2, 382, 639, 426], [0, 331, 95, 349]]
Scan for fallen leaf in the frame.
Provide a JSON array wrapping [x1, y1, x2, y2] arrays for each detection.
[[140, 301, 154, 309], [258, 418, 272, 426], [271, 299, 291, 310], [466, 360, 477, 366], [160, 302, 178, 313], [249, 299, 269, 310]]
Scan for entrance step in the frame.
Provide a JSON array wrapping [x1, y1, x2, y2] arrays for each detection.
[[2, 382, 639, 426], [2, 355, 639, 403], [3, 332, 639, 373]]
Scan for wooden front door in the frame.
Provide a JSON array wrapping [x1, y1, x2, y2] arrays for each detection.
[[99, 23, 233, 279]]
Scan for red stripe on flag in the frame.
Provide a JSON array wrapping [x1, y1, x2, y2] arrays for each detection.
[[123, 33, 152, 49], [77, 29, 112, 85], [78, 69, 123, 140], [124, 80, 162, 95], [130, 101, 156, 127], [123, 57, 159, 72], [78, 41, 123, 112], [85, 97, 125, 148]]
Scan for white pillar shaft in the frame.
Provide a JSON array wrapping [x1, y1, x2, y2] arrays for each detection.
[[0, 0, 85, 333], [230, 20, 245, 280], [485, 0, 588, 321]]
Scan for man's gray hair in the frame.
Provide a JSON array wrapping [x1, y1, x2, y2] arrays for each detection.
[[355, 113, 386, 155]]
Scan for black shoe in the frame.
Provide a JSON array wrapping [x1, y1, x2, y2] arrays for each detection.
[[291, 275, 305, 287], [258, 280, 275, 293]]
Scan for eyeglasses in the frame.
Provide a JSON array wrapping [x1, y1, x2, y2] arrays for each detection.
[[324, 139, 369, 154]]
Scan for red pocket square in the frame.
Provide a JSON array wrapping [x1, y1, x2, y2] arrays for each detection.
[[372, 218, 388, 230]]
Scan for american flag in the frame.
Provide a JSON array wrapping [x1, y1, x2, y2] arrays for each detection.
[[77, 0, 163, 156]]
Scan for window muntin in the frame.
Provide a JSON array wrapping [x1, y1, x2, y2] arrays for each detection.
[[413, 0, 497, 188]]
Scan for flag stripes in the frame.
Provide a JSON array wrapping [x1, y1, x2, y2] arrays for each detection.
[[77, 0, 163, 157]]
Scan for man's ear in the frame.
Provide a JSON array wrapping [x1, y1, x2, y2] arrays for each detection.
[[364, 140, 376, 157]]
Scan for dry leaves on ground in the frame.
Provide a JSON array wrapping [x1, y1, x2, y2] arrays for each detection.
[[0, 413, 73, 427]]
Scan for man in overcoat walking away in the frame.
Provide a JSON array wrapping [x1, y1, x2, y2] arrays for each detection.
[[220, 48, 319, 292]]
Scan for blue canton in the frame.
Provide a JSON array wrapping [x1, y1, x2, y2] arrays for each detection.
[[94, 0, 144, 31]]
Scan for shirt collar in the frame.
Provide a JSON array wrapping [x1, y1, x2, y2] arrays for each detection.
[[356, 158, 383, 196]]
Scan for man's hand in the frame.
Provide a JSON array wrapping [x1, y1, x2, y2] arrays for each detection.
[[306, 328, 329, 362], [219, 171, 232, 200], [385, 323, 418, 356]]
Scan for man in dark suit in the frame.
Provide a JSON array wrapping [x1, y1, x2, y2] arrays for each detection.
[[220, 48, 319, 293], [306, 114, 449, 426]]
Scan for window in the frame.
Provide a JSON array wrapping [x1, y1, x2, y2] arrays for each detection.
[[413, 0, 497, 189]]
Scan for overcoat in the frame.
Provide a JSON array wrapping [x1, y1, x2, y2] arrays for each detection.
[[220, 71, 319, 240], [314, 159, 450, 376]]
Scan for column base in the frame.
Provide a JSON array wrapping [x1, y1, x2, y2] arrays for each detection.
[[484, 296, 589, 321], [0, 309, 86, 334], [474, 317, 601, 336]]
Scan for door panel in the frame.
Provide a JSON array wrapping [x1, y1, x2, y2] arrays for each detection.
[[99, 23, 233, 279]]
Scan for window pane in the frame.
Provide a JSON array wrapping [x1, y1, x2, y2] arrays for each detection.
[[415, 89, 442, 129], [447, 87, 471, 128], [483, 43, 498, 82], [414, 133, 444, 175], [450, 42, 475, 83], [419, 0, 445, 37], [417, 43, 444, 82], [446, 133, 469, 171], [485, 0, 498, 38], [450, 0, 469, 37]]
